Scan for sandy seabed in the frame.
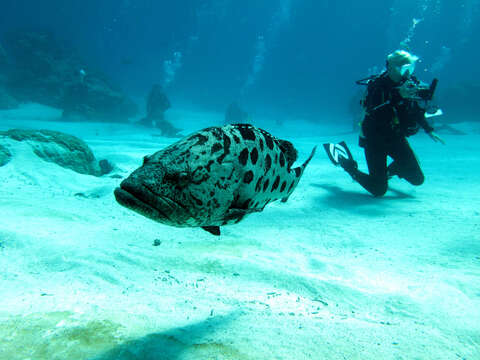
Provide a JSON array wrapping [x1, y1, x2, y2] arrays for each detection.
[[0, 104, 479, 360]]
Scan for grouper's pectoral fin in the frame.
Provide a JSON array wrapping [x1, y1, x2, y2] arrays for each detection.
[[202, 226, 221, 236], [224, 207, 262, 223]]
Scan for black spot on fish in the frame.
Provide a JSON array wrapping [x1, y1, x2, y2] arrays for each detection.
[[233, 135, 241, 144], [250, 147, 259, 164], [294, 167, 301, 177], [211, 142, 223, 154], [280, 181, 287, 192], [203, 127, 223, 141], [191, 194, 203, 206], [235, 215, 245, 224], [263, 179, 270, 192], [179, 149, 190, 158], [243, 170, 254, 184], [264, 134, 274, 150], [255, 176, 263, 192], [205, 160, 214, 172], [238, 126, 256, 141], [190, 134, 208, 146], [271, 176, 280, 191], [241, 199, 251, 209], [210, 191, 215, 197], [265, 154, 272, 172], [279, 153, 285, 167], [239, 148, 249, 166], [259, 139, 264, 151], [201, 151, 207, 155], [217, 134, 231, 164], [288, 181, 295, 193]]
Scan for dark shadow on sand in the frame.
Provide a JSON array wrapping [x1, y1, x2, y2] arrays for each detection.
[[312, 183, 416, 215], [90, 313, 241, 360]]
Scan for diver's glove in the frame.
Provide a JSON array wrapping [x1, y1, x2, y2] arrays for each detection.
[[398, 80, 419, 100], [427, 131, 445, 145]]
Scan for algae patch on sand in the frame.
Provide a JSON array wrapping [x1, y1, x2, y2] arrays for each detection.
[[0, 311, 126, 360], [0, 311, 252, 360]]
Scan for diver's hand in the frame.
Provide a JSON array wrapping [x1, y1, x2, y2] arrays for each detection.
[[398, 80, 418, 99], [428, 131, 445, 145]]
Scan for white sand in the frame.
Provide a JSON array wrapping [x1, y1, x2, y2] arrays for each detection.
[[0, 103, 479, 359]]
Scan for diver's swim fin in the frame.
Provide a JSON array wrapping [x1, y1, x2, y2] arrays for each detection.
[[323, 141, 353, 166]]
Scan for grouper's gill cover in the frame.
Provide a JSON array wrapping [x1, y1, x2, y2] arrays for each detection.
[[114, 124, 316, 235]]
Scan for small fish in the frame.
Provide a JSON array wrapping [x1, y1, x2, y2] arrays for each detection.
[[114, 124, 315, 235]]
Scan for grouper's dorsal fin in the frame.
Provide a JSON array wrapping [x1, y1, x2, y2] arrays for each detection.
[[202, 226, 221, 236]]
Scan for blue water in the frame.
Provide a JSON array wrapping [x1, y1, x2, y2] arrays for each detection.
[[1, 0, 478, 122], [1, 2, 480, 359]]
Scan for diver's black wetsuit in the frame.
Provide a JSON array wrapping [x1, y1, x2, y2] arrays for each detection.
[[344, 72, 434, 197]]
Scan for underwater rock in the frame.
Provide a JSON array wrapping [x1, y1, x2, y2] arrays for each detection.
[[99, 159, 114, 175], [4, 31, 75, 107], [3, 30, 137, 121], [0, 143, 11, 166], [61, 75, 138, 122], [0, 129, 113, 176]]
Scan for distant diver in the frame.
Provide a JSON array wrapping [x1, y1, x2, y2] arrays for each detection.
[[224, 101, 249, 125], [324, 50, 444, 197], [115, 124, 316, 235], [138, 84, 182, 137]]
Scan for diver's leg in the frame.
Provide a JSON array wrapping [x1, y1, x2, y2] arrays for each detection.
[[341, 143, 388, 197], [388, 138, 424, 185]]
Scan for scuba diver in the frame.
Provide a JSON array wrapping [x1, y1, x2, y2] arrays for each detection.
[[139, 84, 182, 137], [324, 50, 444, 197]]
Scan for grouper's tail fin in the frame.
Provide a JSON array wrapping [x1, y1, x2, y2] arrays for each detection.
[[281, 146, 316, 202]]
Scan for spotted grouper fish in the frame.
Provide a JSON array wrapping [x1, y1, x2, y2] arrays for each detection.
[[114, 124, 316, 235]]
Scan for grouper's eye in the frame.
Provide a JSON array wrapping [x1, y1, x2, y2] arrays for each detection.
[[177, 172, 190, 187], [164, 172, 190, 188]]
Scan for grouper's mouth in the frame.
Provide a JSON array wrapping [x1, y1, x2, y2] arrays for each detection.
[[114, 182, 172, 222]]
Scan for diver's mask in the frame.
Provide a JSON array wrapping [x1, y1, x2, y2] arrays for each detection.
[[398, 63, 415, 78], [387, 50, 419, 82]]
